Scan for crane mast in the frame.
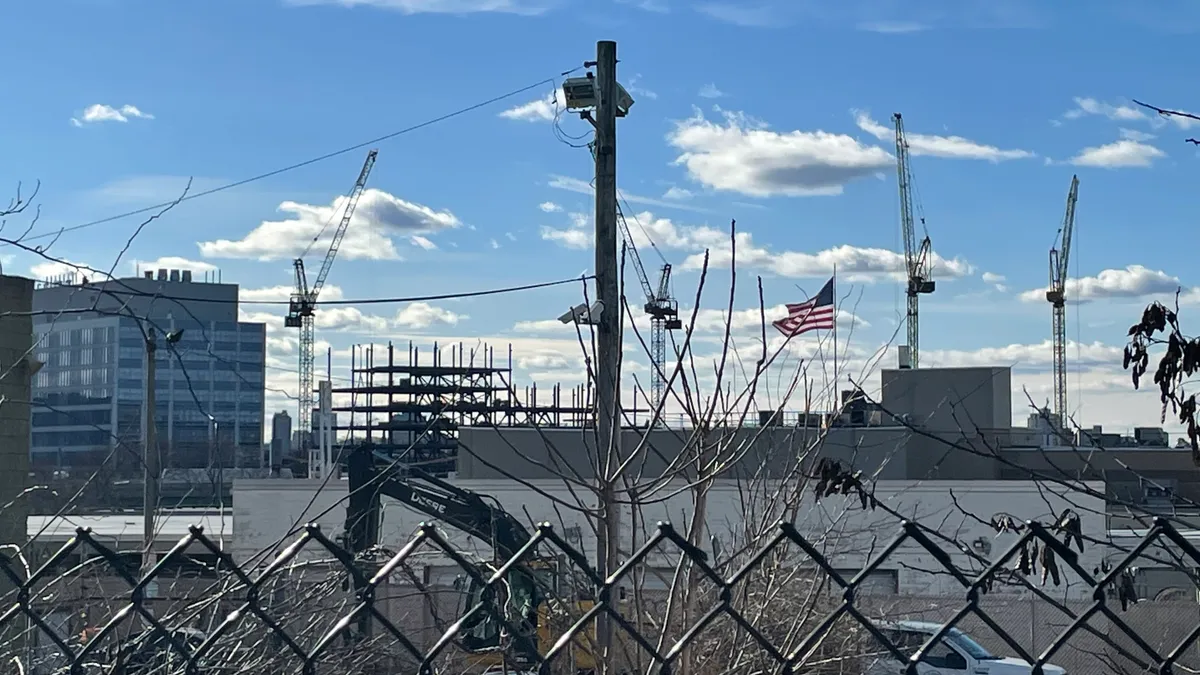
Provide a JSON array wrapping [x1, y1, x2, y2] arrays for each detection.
[[893, 113, 935, 369], [285, 150, 378, 451], [616, 208, 680, 413], [1046, 175, 1079, 433]]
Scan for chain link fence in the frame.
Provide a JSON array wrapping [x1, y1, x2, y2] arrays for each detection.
[[2, 512, 1199, 674]]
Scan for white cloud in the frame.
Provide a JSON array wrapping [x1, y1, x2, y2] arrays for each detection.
[[854, 111, 1035, 162], [626, 74, 658, 101], [29, 259, 98, 280], [499, 89, 564, 123], [394, 302, 465, 329], [240, 284, 345, 303], [662, 186, 694, 200], [1061, 97, 1200, 131], [926, 340, 1123, 370], [1063, 97, 1147, 123], [696, 3, 776, 27], [540, 225, 590, 249], [240, 305, 388, 334], [540, 208, 973, 284], [198, 188, 460, 260], [856, 20, 929, 33], [410, 235, 437, 250], [1018, 265, 1180, 303], [70, 104, 154, 127], [698, 83, 725, 99], [982, 271, 1007, 292], [1068, 139, 1165, 168], [666, 108, 893, 197], [490, 238, 501, 249], [548, 175, 712, 214], [282, 0, 550, 15], [691, 238, 974, 282], [1158, 110, 1200, 130], [539, 201, 562, 213], [316, 307, 389, 333], [1118, 128, 1156, 142], [616, 0, 668, 12]]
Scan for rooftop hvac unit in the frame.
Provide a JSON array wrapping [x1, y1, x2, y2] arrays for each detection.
[[169, 269, 180, 282], [157, 269, 168, 281], [181, 270, 193, 282]]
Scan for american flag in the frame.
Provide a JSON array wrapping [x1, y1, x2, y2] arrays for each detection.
[[773, 277, 836, 337]]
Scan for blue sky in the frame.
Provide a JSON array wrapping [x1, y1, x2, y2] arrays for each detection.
[[2, 0, 1198, 437]]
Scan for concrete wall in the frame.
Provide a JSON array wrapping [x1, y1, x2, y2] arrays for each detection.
[[0, 275, 33, 549], [452, 367, 1016, 484], [1000, 446, 1200, 503], [232, 478, 1106, 600], [456, 425, 912, 481], [880, 367, 1012, 433]]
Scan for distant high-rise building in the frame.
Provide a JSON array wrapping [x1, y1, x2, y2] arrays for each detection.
[[271, 410, 292, 466], [30, 269, 267, 471]]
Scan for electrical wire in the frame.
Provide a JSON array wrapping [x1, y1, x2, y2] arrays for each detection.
[[10, 70, 581, 245], [14, 275, 595, 314], [16, 275, 594, 311]]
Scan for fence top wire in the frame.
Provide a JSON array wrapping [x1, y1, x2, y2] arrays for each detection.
[[2, 513, 1198, 675]]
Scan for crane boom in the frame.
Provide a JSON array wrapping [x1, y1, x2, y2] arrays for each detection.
[[1046, 175, 1080, 433], [893, 113, 935, 369], [616, 207, 680, 414], [285, 150, 378, 455]]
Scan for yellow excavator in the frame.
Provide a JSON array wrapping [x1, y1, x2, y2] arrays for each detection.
[[345, 446, 599, 674]]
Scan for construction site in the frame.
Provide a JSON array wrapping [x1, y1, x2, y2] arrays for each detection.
[[8, 24, 1200, 675]]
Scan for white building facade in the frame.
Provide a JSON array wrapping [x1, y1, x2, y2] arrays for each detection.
[[232, 478, 1106, 601]]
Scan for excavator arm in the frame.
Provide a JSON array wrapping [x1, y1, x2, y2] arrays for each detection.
[[343, 446, 545, 668], [345, 445, 534, 558]]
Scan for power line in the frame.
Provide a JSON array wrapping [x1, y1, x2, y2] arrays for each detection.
[[41, 275, 594, 308], [13, 72, 578, 244]]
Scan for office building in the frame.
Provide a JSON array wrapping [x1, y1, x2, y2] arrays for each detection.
[[271, 410, 292, 466], [30, 268, 266, 472]]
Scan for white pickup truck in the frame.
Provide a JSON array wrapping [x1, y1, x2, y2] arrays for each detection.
[[864, 620, 1067, 675]]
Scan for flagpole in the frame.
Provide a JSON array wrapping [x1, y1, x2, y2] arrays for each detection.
[[832, 266, 838, 412]]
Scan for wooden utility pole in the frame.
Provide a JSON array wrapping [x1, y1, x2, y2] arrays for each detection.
[[593, 39, 620, 675]]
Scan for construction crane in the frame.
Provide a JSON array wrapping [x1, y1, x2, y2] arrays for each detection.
[[893, 113, 935, 369], [285, 150, 378, 449], [616, 205, 681, 412], [1046, 175, 1080, 433]]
